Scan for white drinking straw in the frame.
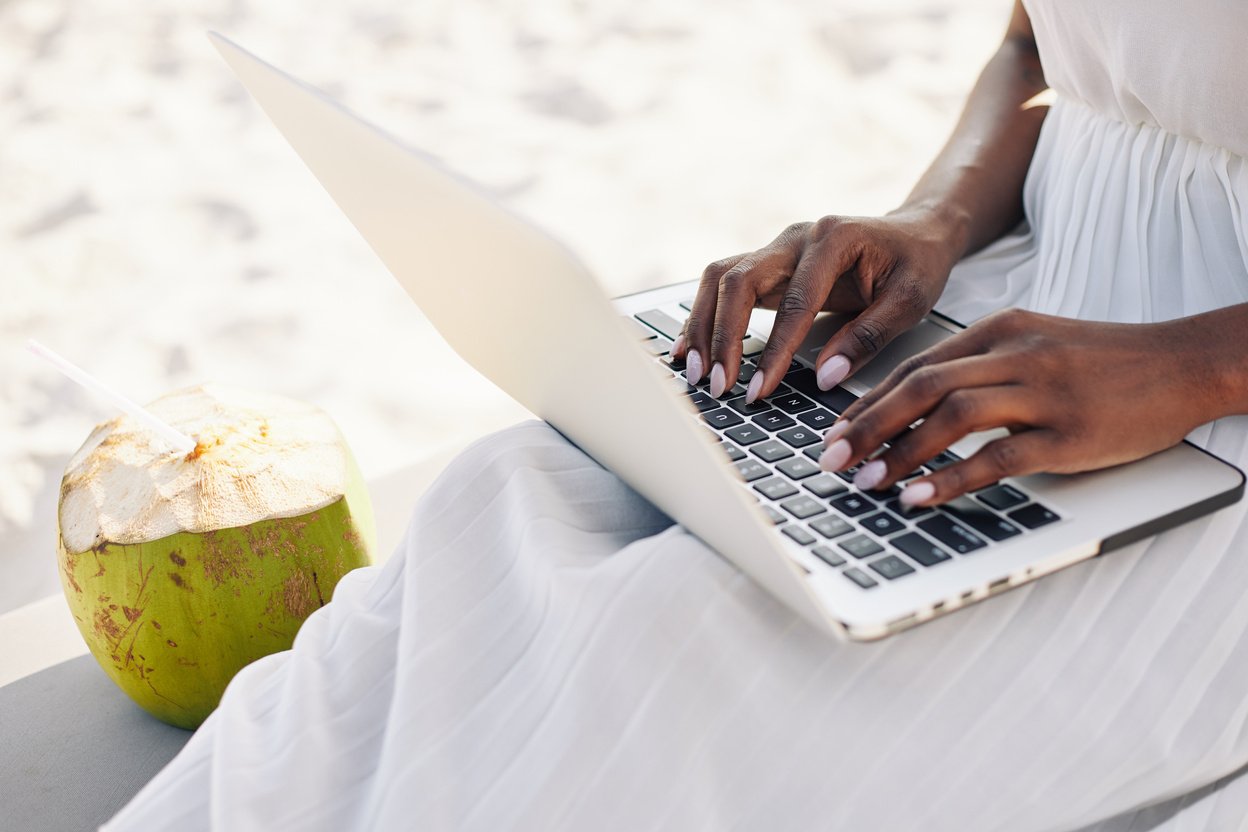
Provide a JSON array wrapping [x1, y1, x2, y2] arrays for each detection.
[[26, 339, 197, 455]]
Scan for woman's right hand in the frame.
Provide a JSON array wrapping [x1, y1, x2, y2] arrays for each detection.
[[672, 207, 966, 402]]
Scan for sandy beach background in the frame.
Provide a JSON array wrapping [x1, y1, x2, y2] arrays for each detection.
[[1, 0, 1006, 615]]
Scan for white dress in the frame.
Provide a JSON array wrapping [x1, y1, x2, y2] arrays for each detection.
[[105, 2, 1248, 830]]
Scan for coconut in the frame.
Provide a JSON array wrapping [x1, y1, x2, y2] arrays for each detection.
[[56, 384, 375, 729]]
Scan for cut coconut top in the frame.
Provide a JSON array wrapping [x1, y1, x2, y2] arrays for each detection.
[[59, 384, 351, 554]]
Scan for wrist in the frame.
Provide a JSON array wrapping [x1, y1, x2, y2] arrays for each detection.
[[1165, 309, 1248, 424], [888, 198, 973, 265]]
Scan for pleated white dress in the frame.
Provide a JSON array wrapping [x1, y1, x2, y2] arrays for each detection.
[[105, 2, 1248, 829]]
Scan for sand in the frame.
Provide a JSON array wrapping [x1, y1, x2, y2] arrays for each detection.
[[0, 0, 1007, 615]]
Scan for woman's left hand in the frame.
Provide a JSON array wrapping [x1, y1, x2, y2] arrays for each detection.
[[818, 308, 1225, 506]]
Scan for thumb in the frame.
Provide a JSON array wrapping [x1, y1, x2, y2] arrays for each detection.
[[812, 281, 930, 391]]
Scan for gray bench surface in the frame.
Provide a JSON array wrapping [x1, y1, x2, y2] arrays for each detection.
[[0, 655, 192, 831]]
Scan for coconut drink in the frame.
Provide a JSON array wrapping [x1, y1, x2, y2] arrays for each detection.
[[55, 383, 375, 729]]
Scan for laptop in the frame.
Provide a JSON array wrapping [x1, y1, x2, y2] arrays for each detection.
[[209, 33, 1245, 640]]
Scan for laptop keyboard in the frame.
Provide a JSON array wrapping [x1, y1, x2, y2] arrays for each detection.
[[630, 305, 1062, 591]]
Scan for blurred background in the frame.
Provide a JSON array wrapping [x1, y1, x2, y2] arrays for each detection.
[[1, 0, 1007, 615]]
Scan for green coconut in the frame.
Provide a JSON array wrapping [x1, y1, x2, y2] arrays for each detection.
[[56, 384, 375, 729]]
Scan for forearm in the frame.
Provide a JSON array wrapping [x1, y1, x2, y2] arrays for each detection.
[[894, 4, 1049, 261]]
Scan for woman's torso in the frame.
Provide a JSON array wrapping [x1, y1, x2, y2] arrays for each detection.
[[1023, 0, 1248, 158]]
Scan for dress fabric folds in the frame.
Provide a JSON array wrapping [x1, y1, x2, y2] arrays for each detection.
[[105, 0, 1248, 829]]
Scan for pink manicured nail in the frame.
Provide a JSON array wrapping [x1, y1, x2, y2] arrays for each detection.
[[745, 370, 765, 404], [900, 481, 936, 507], [817, 354, 852, 391], [853, 459, 887, 491], [709, 363, 726, 398], [819, 438, 852, 471], [822, 418, 850, 446], [686, 349, 704, 385], [672, 334, 686, 356]]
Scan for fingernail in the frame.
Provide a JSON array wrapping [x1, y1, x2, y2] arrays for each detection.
[[672, 334, 686, 356], [822, 418, 850, 445], [817, 355, 852, 391], [686, 350, 704, 385], [853, 459, 886, 491], [900, 481, 936, 507], [709, 363, 726, 398], [819, 438, 852, 471], [745, 370, 765, 404]]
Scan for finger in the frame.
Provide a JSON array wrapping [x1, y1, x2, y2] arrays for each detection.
[[837, 323, 995, 424], [707, 252, 791, 397], [750, 240, 857, 402], [844, 386, 1041, 492], [679, 255, 744, 384], [895, 429, 1059, 506], [812, 272, 933, 392], [823, 353, 1017, 456]]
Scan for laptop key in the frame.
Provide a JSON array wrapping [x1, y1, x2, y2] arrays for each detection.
[[635, 309, 684, 340], [762, 505, 786, 525], [917, 515, 987, 554], [725, 423, 768, 446], [751, 440, 795, 463], [777, 426, 822, 448], [719, 442, 746, 462], [804, 444, 825, 463], [830, 492, 875, 517], [839, 535, 884, 559], [773, 392, 818, 415], [860, 511, 907, 538], [884, 498, 936, 519], [798, 408, 837, 430], [803, 474, 848, 499], [810, 514, 853, 539], [703, 408, 745, 429], [843, 567, 879, 589], [741, 336, 767, 357], [890, 532, 952, 566], [942, 496, 1022, 541], [737, 363, 758, 383], [811, 544, 846, 567], [624, 316, 657, 339], [642, 337, 673, 355], [1008, 503, 1061, 529], [727, 395, 771, 416], [754, 477, 799, 501], [863, 484, 901, 501], [781, 495, 826, 520], [925, 449, 962, 471], [976, 483, 1029, 511], [776, 456, 820, 480], [752, 410, 797, 431], [870, 555, 916, 581], [688, 391, 720, 413], [734, 460, 770, 482], [785, 369, 860, 413], [781, 524, 817, 546], [669, 376, 696, 394]]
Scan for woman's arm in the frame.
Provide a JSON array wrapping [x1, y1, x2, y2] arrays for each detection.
[[821, 304, 1248, 506], [900, 0, 1049, 260], [675, 0, 1051, 401]]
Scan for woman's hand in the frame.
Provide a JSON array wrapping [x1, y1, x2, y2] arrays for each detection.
[[818, 309, 1228, 506], [672, 208, 965, 401]]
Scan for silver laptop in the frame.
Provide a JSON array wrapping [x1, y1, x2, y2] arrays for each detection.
[[210, 34, 1245, 641]]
